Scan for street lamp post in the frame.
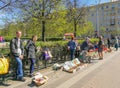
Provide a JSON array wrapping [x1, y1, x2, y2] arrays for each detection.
[[96, 0, 101, 37]]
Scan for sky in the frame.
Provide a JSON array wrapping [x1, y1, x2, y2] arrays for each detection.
[[81, 0, 110, 6], [0, 0, 111, 28]]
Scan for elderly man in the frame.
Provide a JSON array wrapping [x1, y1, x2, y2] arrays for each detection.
[[81, 37, 90, 51], [10, 31, 25, 81]]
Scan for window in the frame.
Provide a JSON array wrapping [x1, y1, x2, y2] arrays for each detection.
[[91, 14, 94, 16], [105, 12, 108, 15], [118, 16, 120, 19], [111, 4, 115, 9], [112, 7, 115, 9], [101, 6, 104, 10], [118, 10, 120, 13], [118, 20, 120, 24], [106, 28, 109, 31], [111, 10, 115, 15], [118, 3, 120, 8], [110, 19, 115, 25], [106, 5, 109, 8], [112, 16, 115, 19], [106, 22, 109, 26]]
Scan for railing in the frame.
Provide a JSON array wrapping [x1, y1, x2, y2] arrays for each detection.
[[0, 45, 70, 83]]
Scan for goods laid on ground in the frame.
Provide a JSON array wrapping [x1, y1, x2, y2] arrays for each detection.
[[63, 63, 76, 73], [88, 49, 98, 58], [72, 58, 81, 66], [32, 72, 49, 86], [52, 63, 62, 70], [63, 58, 87, 73]]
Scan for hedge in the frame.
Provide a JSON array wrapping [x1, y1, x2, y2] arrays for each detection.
[[4, 36, 63, 42], [35, 38, 99, 48]]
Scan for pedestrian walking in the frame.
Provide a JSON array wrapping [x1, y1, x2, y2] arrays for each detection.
[[67, 37, 77, 60], [114, 36, 119, 51], [25, 35, 38, 77], [10, 31, 25, 81], [98, 36, 104, 60], [107, 38, 111, 49]]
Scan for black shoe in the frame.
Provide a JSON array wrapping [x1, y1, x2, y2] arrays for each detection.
[[17, 78, 26, 82], [29, 74, 33, 77], [29, 73, 35, 77]]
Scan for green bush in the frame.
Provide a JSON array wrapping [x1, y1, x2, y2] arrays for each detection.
[[4, 36, 14, 42], [4, 36, 31, 42], [4, 35, 99, 48], [35, 38, 99, 48], [36, 41, 67, 48], [37, 37, 63, 41]]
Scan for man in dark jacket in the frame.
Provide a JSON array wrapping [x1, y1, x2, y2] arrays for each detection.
[[10, 31, 25, 81], [81, 37, 90, 51], [68, 37, 77, 60]]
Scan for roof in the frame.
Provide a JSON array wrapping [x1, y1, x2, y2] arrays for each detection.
[[64, 33, 74, 36]]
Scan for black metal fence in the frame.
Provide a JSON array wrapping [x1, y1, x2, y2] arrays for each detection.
[[0, 45, 70, 83]]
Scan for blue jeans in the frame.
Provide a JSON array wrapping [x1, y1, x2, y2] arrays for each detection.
[[70, 49, 75, 60], [15, 57, 23, 79], [29, 58, 35, 74]]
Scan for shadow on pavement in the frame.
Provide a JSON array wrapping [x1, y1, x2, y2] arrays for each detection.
[[0, 82, 11, 87]]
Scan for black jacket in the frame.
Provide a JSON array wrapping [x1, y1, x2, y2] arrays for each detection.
[[81, 41, 89, 50]]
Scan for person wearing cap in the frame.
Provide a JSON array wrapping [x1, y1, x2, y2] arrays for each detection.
[[10, 31, 25, 81], [68, 37, 77, 60]]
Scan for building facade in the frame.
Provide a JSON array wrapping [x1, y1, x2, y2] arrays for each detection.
[[87, 1, 120, 37]]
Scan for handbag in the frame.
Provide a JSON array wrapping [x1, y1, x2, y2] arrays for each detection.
[[0, 55, 9, 75]]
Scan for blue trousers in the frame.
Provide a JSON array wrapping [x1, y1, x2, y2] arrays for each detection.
[[29, 58, 35, 74], [15, 57, 23, 79], [70, 49, 75, 60]]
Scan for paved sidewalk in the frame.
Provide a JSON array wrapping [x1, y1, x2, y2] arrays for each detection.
[[0, 49, 119, 88], [0, 67, 54, 88]]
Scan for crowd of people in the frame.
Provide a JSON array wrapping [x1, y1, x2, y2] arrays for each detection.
[[67, 35, 119, 61], [9, 31, 53, 82], [9, 30, 119, 82]]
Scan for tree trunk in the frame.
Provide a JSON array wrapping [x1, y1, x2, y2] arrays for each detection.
[[74, 0, 77, 37], [41, 0, 45, 41], [42, 21, 45, 41], [74, 18, 77, 37]]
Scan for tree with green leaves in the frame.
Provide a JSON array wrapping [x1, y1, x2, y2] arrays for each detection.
[[65, 0, 87, 37], [13, 0, 63, 41]]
